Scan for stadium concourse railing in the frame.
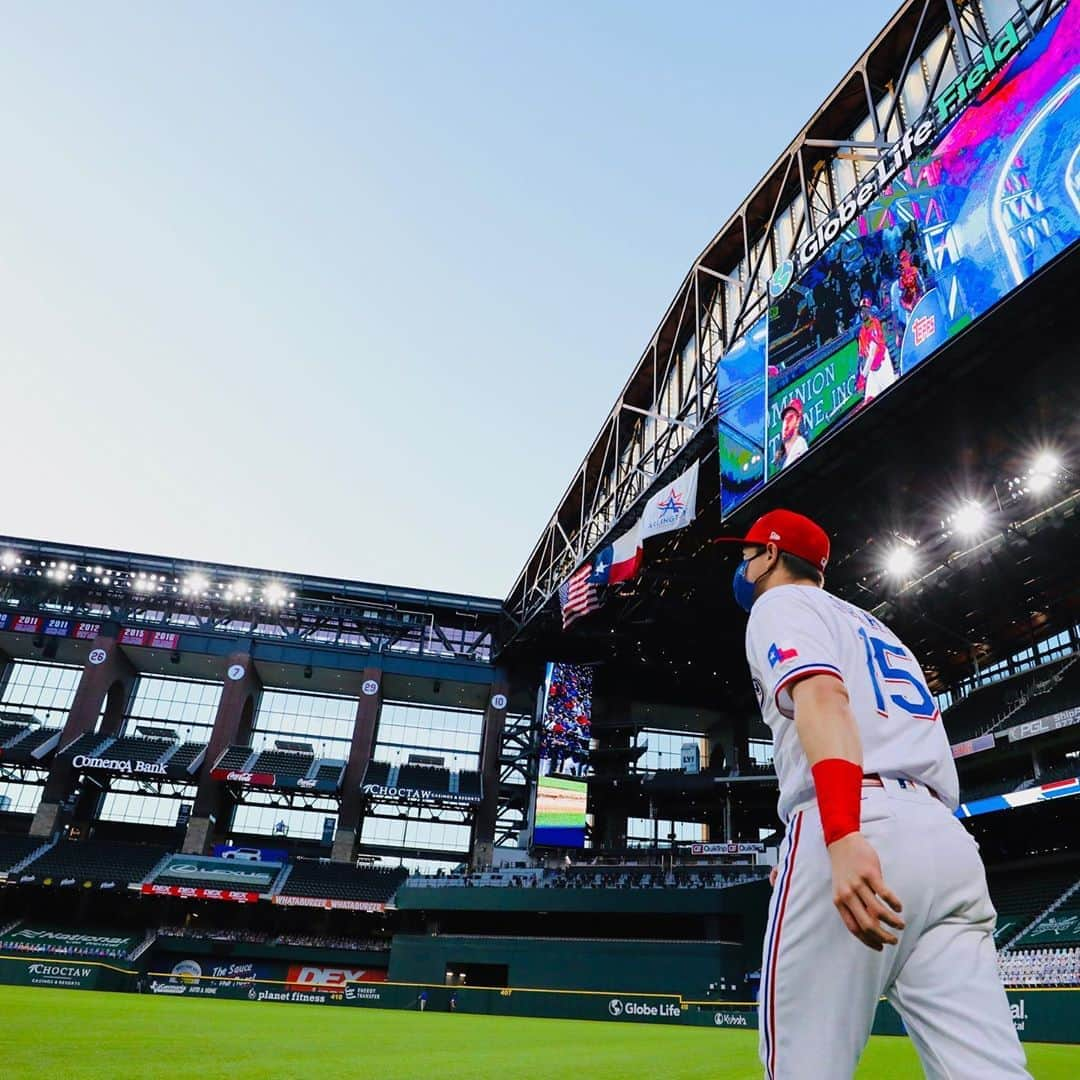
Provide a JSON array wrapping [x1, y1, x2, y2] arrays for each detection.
[[0, 951, 1077, 1043]]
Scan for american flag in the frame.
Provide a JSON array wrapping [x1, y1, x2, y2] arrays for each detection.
[[559, 560, 600, 629]]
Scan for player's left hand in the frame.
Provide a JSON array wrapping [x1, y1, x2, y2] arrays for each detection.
[[827, 832, 905, 951]]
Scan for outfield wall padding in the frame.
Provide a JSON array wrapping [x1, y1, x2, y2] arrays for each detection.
[[388, 934, 742, 997], [0, 953, 1075, 1044], [0, 955, 135, 992]]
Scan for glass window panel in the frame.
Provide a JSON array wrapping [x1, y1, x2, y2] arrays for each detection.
[[250, 688, 357, 756], [0, 660, 81, 820], [374, 701, 483, 770], [639, 729, 707, 772], [124, 675, 222, 741]]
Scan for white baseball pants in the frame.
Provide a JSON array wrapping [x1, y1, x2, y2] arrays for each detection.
[[758, 779, 1031, 1079]]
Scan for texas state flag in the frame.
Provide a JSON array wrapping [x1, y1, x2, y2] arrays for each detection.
[[589, 524, 643, 586], [767, 643, 799, 668]]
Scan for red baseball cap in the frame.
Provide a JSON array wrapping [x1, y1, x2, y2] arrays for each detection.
[[713, 508, 830, 572]]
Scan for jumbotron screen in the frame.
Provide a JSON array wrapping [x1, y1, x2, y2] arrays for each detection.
[[538, 662, 593, 778], [533, 774, 588, 848], [532, 662, 593, 848], [720, 4, 1080, 517]]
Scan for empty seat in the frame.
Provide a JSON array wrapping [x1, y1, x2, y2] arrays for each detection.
[[280, 862, 408, 904], [3, 727, 62, 763], [102, 736, 174, 765], [312, 761, 344, 787], [58, 732, 108, 759], [214, 745, 255, 771], [250, 749, 313, 779], [396, 763, 450, 795], [457, 771, 482, 798], [0, 835, 44, 872], [362, 760, 391, 787], [18, 840, 168, 885], [167, 742, 206, 774]]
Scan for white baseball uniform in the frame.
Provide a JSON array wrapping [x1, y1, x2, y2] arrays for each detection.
[[746, 584, 1029, 1079]]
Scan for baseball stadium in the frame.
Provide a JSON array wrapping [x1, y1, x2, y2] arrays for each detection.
[[2, 1, 1080, 1076]]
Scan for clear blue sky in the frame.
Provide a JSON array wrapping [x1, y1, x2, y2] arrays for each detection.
[[2, 1, 899, 598]]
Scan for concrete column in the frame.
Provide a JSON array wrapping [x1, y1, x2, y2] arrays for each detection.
[[332, 663, 384, 863], [182, 648, 262, 854], [708, 725, 735, 775], [30, 625, 136, 838], [471, 673, 510, 869], [591, 726, 630, 848]]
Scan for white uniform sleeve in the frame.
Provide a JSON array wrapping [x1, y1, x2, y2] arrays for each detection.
[[746, 589, 845, 718]]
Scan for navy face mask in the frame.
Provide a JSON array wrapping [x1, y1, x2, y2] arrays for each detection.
[[732, 551, 768, 613]]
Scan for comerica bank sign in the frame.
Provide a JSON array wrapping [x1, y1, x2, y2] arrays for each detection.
[[72, 755, 166, 776]]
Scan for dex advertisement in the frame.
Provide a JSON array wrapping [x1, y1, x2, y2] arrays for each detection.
[[718, 4, 1080, 513]]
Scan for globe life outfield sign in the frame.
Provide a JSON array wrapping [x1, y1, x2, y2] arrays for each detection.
[[774, 12, 1039, 291]]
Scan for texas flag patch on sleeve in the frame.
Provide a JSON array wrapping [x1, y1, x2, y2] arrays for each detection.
[[767, 643, 799, 668]]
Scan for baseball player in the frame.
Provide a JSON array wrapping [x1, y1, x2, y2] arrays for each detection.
[[855, 297, 897, 404], [895, 249, 926, 327], [716, 508, 1029, 1080], [775, 398, 809, 472]]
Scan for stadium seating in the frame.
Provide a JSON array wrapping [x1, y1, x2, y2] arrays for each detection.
[[942, 657, 1074, 742], [17, 840, 168, 885], [250, 749, 314, 778], [396, 763, 450, 794], [1001, 657, 1080, 730], [0, 719, 30, 745], [999, 946, 1080, 986], [311, 761, 344, 787], [214, 745, 255, 771], [986, 864, 1080, 944], [457, 771, 482, 798], [409, 864, 770, 890], [277, 861, 407, 904], [165, 741, 206, 774], [3, 727, 62, 762], [0, 924, 141, 961], [1010, 885, 1080, 948], [0, 834, 47, 873], [362, 760, 391, 787], [58, 731, 108, 759], [102, 735, 174, 764]]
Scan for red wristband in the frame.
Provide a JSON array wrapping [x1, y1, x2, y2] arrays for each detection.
[[811, 758, 863, 846]]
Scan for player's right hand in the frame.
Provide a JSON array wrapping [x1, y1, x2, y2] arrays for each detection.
[[827, 832, 905, 951]]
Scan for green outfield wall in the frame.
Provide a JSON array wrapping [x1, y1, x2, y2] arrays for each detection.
[[387, 934, 742, 998], [0, 952, 1075, 1044]]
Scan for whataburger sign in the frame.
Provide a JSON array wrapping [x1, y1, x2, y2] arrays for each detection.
[[272, 895, 385, 913], [774, 11, 1041, 292]]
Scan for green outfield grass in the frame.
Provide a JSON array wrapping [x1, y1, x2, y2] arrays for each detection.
[[0, 986, 1075, 1078], [535, 811, 582, 826]]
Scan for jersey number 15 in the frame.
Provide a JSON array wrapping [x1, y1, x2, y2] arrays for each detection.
[[858, 628, 939, 721]]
